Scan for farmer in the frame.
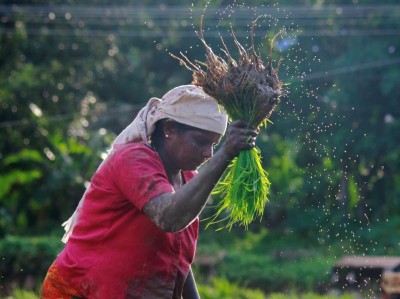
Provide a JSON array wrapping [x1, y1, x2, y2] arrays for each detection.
[[41, 85, 258, 299]]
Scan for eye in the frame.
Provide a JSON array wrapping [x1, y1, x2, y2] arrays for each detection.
[[188, 130, 220, 150]]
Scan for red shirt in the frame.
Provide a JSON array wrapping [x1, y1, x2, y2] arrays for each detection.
[[55, 143, 198, 299]]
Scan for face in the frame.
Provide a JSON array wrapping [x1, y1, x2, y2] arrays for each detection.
[[166, 127, 222, 171]]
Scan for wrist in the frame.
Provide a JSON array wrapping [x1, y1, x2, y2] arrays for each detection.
[[217, 146, 235, 165]]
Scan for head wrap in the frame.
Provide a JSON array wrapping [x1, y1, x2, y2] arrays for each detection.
[[62, 85, 227, 242], [113, 84, 227, 145]]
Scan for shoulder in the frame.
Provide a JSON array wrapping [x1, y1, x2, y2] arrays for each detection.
[[111, 143, 158, 161], [107, 143, 162, 172], [113, 142, 156, 156]]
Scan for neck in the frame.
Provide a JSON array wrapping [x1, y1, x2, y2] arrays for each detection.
[[153, 145, 181, 184]]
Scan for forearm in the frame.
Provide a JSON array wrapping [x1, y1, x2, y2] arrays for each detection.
[[143, 120, 257, 232], [143, 148, 232, 232], [182, 268, 200, 299]]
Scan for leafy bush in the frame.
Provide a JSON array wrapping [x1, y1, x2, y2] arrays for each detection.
[[196, 228, 335, 293], [0, 236, 62, 295], [266, 293, 357, 299], [357, 216, 400, 255], [4, 289, 40, 299], [198, 277, 266, 299], [217, 251, 333, 293]]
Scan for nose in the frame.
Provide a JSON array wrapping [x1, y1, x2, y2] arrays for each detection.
[[202, 145, 213, 160]]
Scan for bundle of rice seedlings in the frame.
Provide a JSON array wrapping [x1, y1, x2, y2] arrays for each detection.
[[172, 16, 284, 229]]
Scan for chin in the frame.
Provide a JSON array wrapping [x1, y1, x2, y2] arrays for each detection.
[[185, 166, 199, 172], [182, 163, 201, 172]]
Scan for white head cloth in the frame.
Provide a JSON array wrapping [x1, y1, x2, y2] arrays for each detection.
[[61, 85, 227, 243]]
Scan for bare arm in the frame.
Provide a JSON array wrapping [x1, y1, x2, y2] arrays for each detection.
[[143, 120, 257, 232], [182, 268, 200, 299]]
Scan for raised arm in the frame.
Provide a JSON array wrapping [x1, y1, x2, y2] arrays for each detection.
[[143, 120, 257, 232]]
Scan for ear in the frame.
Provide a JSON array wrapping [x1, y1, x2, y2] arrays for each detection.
[[162, 119, 179, 138]]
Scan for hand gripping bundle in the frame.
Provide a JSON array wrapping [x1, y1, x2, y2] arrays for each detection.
[[172, 16, 285, 229]]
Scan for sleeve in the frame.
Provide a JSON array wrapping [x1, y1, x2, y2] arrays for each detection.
[[109, 145, 174, 211]]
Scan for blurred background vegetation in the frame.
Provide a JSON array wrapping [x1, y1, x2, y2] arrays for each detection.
[[0, 0, 399, 298]]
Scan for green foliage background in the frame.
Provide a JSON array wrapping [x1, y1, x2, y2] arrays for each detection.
[[0, 0, 399, 297]]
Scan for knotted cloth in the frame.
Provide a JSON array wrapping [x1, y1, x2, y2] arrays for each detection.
[[62, 85, 228, 242]]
